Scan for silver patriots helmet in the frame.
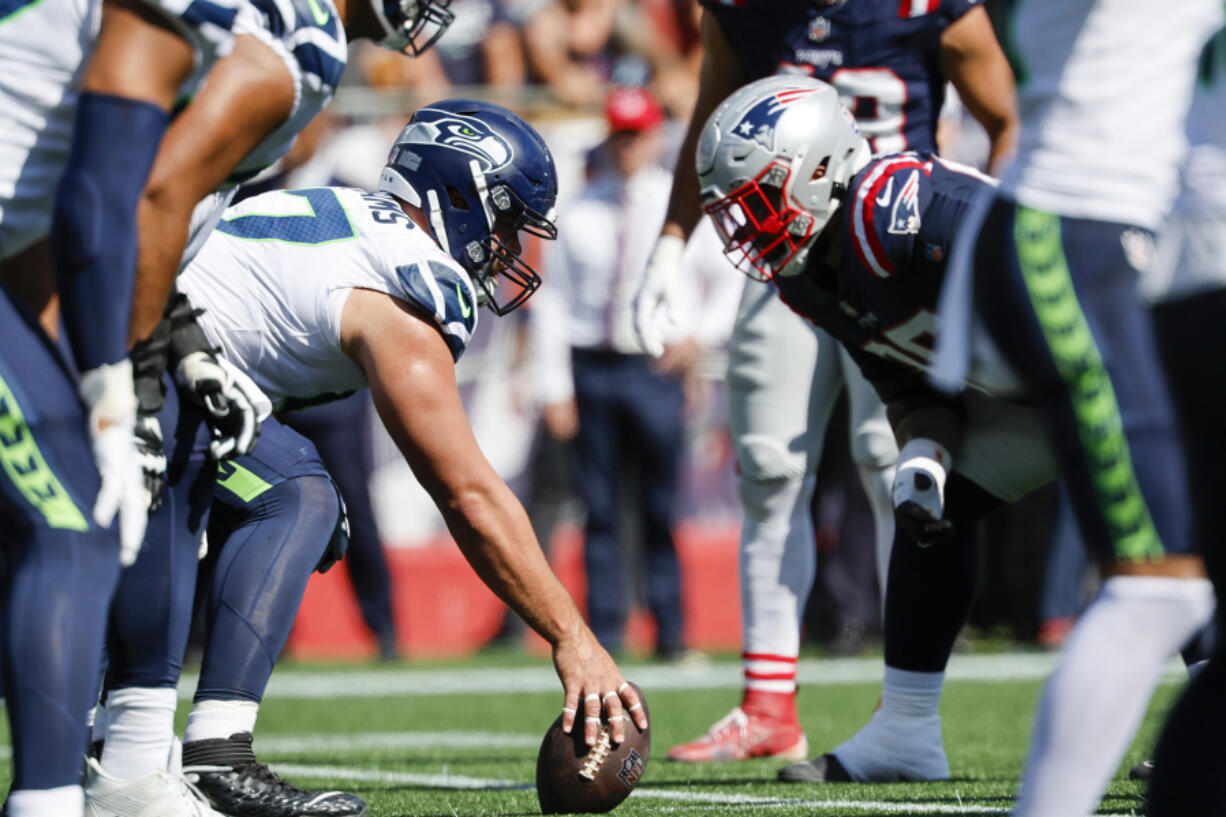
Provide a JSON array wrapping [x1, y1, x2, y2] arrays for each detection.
[[697, 74, 870, 280]]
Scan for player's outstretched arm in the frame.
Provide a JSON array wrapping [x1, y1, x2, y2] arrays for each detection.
[[340, 288, 647, 744], [634, 11, 745, 356], [129, 34, 296, 346], [939, 5, 1019, 175]]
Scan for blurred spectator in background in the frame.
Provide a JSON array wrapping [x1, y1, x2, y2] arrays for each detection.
[[530, 85, 739, 659], [356, 0, 536, 102], [523, 0, 700, 111]]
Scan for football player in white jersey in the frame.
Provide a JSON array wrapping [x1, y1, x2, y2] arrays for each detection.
[[173, 98, 649, 760], [960, 2, 1221, 816], [74, 3, 459, 814]]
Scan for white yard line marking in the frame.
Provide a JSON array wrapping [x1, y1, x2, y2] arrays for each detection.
[[256, 730, 540, 752], [177, 653, 1187, 700], [272, 761, 1140, 816]]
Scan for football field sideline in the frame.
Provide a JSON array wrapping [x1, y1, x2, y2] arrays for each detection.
[[178, 652, 1186, 700]]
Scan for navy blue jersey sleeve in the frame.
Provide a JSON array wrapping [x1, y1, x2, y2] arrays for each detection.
[[845, 154, 935, 279], [934, 0, 978, 29], [698, 0, 809, 81], [393, 260, 480, 362]]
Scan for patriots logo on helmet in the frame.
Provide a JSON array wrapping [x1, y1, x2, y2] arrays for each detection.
[[887, 169, 922, 235], [730, 88, 819, 152], [399, 110, 514, 171]]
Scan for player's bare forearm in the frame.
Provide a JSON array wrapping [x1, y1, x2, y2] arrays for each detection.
[[663, 12, 745, 241], [940, 5, 1018, 176], [128, 34, 295, 344]]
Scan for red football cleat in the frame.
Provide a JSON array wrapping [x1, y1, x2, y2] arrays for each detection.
[[666, 707, 808, 763]]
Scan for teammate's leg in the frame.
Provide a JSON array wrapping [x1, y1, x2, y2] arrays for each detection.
[[279, 394, 398, 658], [973, 199, 1212, 817], [0, 294, 120, 817], [839, 346, 897, 603], [89, 383, 220, 816], [182, 420, 366, 817], [669, 283, 838, 762]]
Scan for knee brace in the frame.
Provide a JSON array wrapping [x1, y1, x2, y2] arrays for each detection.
[[51, 92, 169, 369]]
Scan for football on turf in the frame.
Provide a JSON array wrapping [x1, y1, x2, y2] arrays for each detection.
[[535, 683, 650, 814]]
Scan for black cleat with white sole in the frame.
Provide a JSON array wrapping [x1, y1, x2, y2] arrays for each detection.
[[183, 732, 367, 817]]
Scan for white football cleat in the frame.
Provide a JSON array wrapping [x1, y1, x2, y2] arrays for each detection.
[[84, 757, 226, 817]]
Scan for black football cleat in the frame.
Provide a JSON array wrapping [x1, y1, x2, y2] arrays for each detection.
[[777, 753, 855, 783], [183, 732, 367, 817], [1129, 758, 1155, 782]]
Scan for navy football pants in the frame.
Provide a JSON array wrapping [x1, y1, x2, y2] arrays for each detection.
[[972, 198, 1195, 562], [196, 418, 338, 703], [0, 287, 119, 791]]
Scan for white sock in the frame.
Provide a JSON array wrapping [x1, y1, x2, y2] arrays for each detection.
[[739, 473, 818, 689], [100, 686, 178, 781], [834, 667, 949, 781], [8, 785, 84, 817], [183, 699, 260, 745], [856, 463, 896, 611], [1015, 575, 1215, 817]]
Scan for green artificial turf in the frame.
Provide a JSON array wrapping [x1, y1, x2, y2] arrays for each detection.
[[0, 652, 1175, 816]]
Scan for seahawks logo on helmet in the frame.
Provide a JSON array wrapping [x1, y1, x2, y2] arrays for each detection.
[[398, 109, 514, 171]]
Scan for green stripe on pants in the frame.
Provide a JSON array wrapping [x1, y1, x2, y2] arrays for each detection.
[[1012, 206, 1163, 561], [0, 375, 89, 530], [216, 460, 274, 503]]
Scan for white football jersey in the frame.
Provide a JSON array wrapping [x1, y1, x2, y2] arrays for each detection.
[[0, 0, 97, 259], [178, 186, 482, 409], [1000, 0, 1221, 230], [179, 0, 348, 267], [1144, 23, 1226, 301]]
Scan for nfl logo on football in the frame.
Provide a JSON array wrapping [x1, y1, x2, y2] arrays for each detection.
[[617, 749, 646, 788], [809, 16, 831, 42]]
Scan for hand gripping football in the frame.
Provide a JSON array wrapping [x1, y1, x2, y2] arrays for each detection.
[[536, 683, 650, 814]]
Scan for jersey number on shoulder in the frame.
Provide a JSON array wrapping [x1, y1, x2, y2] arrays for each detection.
[[217, 189, 357, 245], [861, 309, 938, 370]]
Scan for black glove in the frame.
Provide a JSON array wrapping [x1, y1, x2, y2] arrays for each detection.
[[316, 492, 350, 574], [129, 322, 170, 514], [133, 415, 167, 514], [166, 291, 266, 460]]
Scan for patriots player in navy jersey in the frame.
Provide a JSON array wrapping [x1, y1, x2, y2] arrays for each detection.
[[695, 75, 1055, 785], [648, 0, 1017, 766]]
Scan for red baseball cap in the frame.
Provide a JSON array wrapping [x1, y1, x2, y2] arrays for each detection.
[[605, 86, 665, 133]]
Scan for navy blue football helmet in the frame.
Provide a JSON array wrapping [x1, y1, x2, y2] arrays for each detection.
[[374, 0, 454, 56], [379, 99, 559, 315]]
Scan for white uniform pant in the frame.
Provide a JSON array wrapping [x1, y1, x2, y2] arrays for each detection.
[[728, 279, 896, 684]]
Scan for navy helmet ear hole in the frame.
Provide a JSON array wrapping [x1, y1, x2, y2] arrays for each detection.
[[446, 185, 470, 209]]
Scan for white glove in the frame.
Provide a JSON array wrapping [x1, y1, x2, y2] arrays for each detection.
[[174, 352, 271, 460], [633, 234, 686, 358], [892, 437, 953, 547], [79, 359, 147, 566]]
